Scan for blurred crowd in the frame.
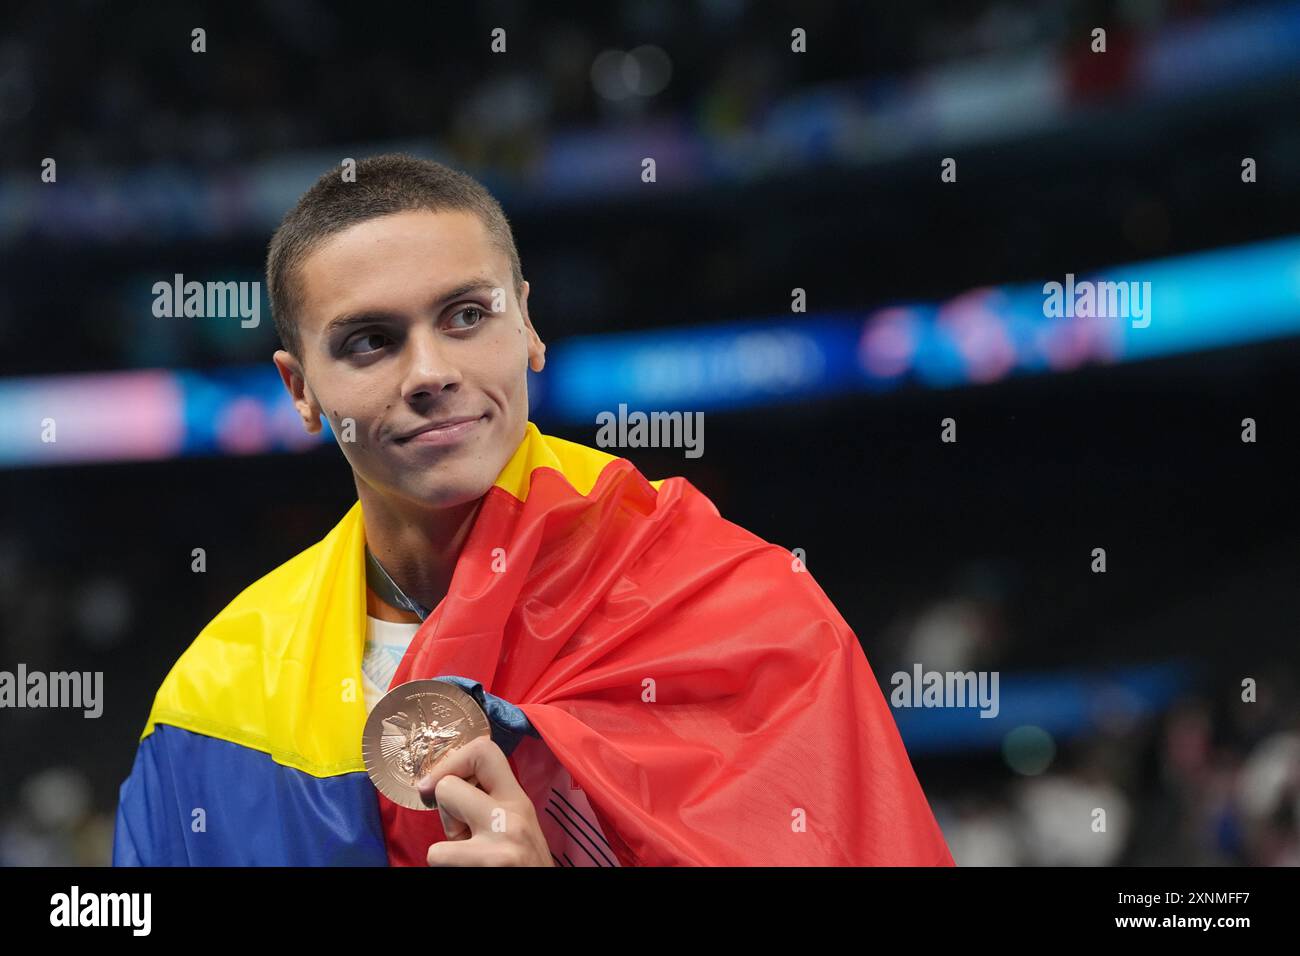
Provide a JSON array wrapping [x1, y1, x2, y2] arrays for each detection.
[[935, 681, 1300, 866], [0, 0, 1262, 170], [883, 564, 1300, 866]]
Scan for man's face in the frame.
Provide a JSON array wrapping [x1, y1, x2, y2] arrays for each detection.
[[273, 209, 545, 511]]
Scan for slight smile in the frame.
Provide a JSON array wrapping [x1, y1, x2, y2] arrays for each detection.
[[394, 415, 486, 447]]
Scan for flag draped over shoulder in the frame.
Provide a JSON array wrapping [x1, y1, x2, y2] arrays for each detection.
[[114, 422, 952, 867]]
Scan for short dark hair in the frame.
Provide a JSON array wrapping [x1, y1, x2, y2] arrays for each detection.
[[266, 153, 524, 360]]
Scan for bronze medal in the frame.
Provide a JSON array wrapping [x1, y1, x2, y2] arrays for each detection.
[[362, 679, 491, 811]]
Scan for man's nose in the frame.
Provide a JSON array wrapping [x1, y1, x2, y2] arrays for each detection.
[[400, 326, 463, 402]]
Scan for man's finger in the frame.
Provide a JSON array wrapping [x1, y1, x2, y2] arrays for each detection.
[[419, 736, 522, 805], [431, 774, 483, 838], [418, 772, 479, 810]]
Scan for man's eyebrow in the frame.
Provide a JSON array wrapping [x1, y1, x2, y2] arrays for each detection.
[[322, 276, 502, 335]]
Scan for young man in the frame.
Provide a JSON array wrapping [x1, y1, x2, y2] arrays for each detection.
[[113, 154, 953, 867]]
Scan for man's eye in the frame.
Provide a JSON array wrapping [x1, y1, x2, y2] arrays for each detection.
[[447, 306, 484, 330], [345, 331, 389, 354]]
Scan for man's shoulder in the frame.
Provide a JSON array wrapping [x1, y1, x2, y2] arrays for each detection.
[[204, 534, 330, 634], [143, 540, 318, 734], [499, 426, 666, 500], [139, 504, 366, 771]]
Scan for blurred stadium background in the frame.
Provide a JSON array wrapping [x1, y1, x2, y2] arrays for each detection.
[[2, 0, 1299, 865]]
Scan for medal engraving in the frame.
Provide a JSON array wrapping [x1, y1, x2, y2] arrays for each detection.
[[363, 679, 490, 811]]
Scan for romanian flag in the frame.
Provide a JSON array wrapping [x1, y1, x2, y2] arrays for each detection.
[[113, 423, 953, 866]]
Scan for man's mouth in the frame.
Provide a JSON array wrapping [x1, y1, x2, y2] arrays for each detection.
[[393, 414, 486, 447]]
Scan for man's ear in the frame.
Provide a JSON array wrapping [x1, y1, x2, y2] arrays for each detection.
[[272, 349, 323, 434], [519, 280, 546, 373]]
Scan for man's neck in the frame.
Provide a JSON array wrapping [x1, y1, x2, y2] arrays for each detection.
[[366, 586, 422, 624], [356, 479, 485, 616]]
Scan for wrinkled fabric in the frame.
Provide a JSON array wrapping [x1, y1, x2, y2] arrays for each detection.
[[113, 724, 387, 866], [432, 675, 540, 758], [378, 454, 954, 867]]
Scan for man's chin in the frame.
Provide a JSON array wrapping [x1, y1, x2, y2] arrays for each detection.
[[404, 478, 494, 512]]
